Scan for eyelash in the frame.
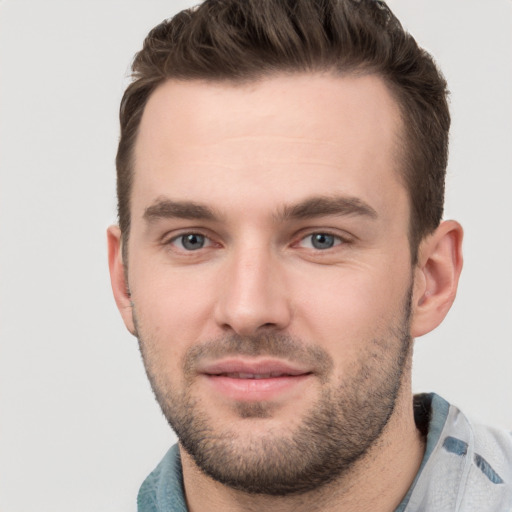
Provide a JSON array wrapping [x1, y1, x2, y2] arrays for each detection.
[[164, 230, 349, 253]]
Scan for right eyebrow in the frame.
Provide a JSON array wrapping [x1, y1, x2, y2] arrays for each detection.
[[275, 195, 378, 222], [143, 198, 218, 223]]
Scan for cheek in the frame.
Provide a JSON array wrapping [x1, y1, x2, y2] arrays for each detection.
[[291, 263, 411, 353], [129, 263, 218, 359]]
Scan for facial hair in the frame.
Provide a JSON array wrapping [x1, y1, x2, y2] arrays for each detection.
[[134, 287, 413, 496]]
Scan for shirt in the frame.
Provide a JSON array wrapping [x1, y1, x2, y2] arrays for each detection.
[[137, 394, 512, 511]]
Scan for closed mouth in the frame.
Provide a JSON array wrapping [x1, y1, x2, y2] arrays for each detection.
[[211, 371, 308, 379]]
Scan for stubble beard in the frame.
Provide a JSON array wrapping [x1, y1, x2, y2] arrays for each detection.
[[135, 288, 413, 496]]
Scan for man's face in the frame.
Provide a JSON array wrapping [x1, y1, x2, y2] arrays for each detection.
[[124, 74, 416, 494]]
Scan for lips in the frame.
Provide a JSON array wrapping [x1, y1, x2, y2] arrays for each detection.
[[216, 372, 295, 379], [198, 359, 313, 401], [201, 359, 311, 378]]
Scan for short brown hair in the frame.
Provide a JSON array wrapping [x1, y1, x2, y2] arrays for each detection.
[[116, 0, 450, 262]]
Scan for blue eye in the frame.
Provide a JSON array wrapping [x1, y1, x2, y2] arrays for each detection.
[[300, 233, 342, 250], [311, 233, 336, 249], [175, 233, 207, 251]]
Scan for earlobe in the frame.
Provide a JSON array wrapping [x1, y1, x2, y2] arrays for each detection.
[[107, 225, 136, 335], [411, 220, 463, 338]]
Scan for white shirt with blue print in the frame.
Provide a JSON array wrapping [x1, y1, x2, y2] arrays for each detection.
[[137, 393, 512, 511]]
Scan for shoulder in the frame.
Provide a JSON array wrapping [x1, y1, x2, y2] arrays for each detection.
[[402, 394, 512, 512], [434, 399, 512, 511], [467, 419, 512, 486]]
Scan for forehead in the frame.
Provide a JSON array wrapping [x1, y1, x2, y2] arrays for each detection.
[[132, 73, 406, 219]]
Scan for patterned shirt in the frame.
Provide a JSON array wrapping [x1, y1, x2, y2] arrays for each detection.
[[138, 394, 512, 511]]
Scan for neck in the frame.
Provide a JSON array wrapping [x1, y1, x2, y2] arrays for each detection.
[[180, 384, 425, 512]]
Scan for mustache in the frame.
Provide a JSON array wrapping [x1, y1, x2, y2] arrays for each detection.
[[182, 333, 334, 377]]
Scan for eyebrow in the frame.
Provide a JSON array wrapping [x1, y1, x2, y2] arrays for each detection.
[[276, 195, 378, 221], [142, 194, 377, 224], [143, 198, 218, 222]]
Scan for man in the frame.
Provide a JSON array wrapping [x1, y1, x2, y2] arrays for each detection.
[[107, 0, 512, 510]]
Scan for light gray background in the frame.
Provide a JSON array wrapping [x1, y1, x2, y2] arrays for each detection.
[[1, 1, 511, 510]]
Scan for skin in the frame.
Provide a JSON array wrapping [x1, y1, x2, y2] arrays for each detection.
[[108, 73, 463, 511]]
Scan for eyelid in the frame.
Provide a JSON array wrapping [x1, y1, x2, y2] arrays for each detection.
[[160, 226, 210, 243]]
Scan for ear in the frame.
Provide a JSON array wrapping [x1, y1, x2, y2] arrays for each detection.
[[411, 220, 463, 338], [107, 225, 136, 335]]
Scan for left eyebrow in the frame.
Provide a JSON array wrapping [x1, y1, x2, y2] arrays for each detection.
[[275, 195, 378, 222]]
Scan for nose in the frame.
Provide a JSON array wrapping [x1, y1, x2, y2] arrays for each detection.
[[214, 245, 292, 336]]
